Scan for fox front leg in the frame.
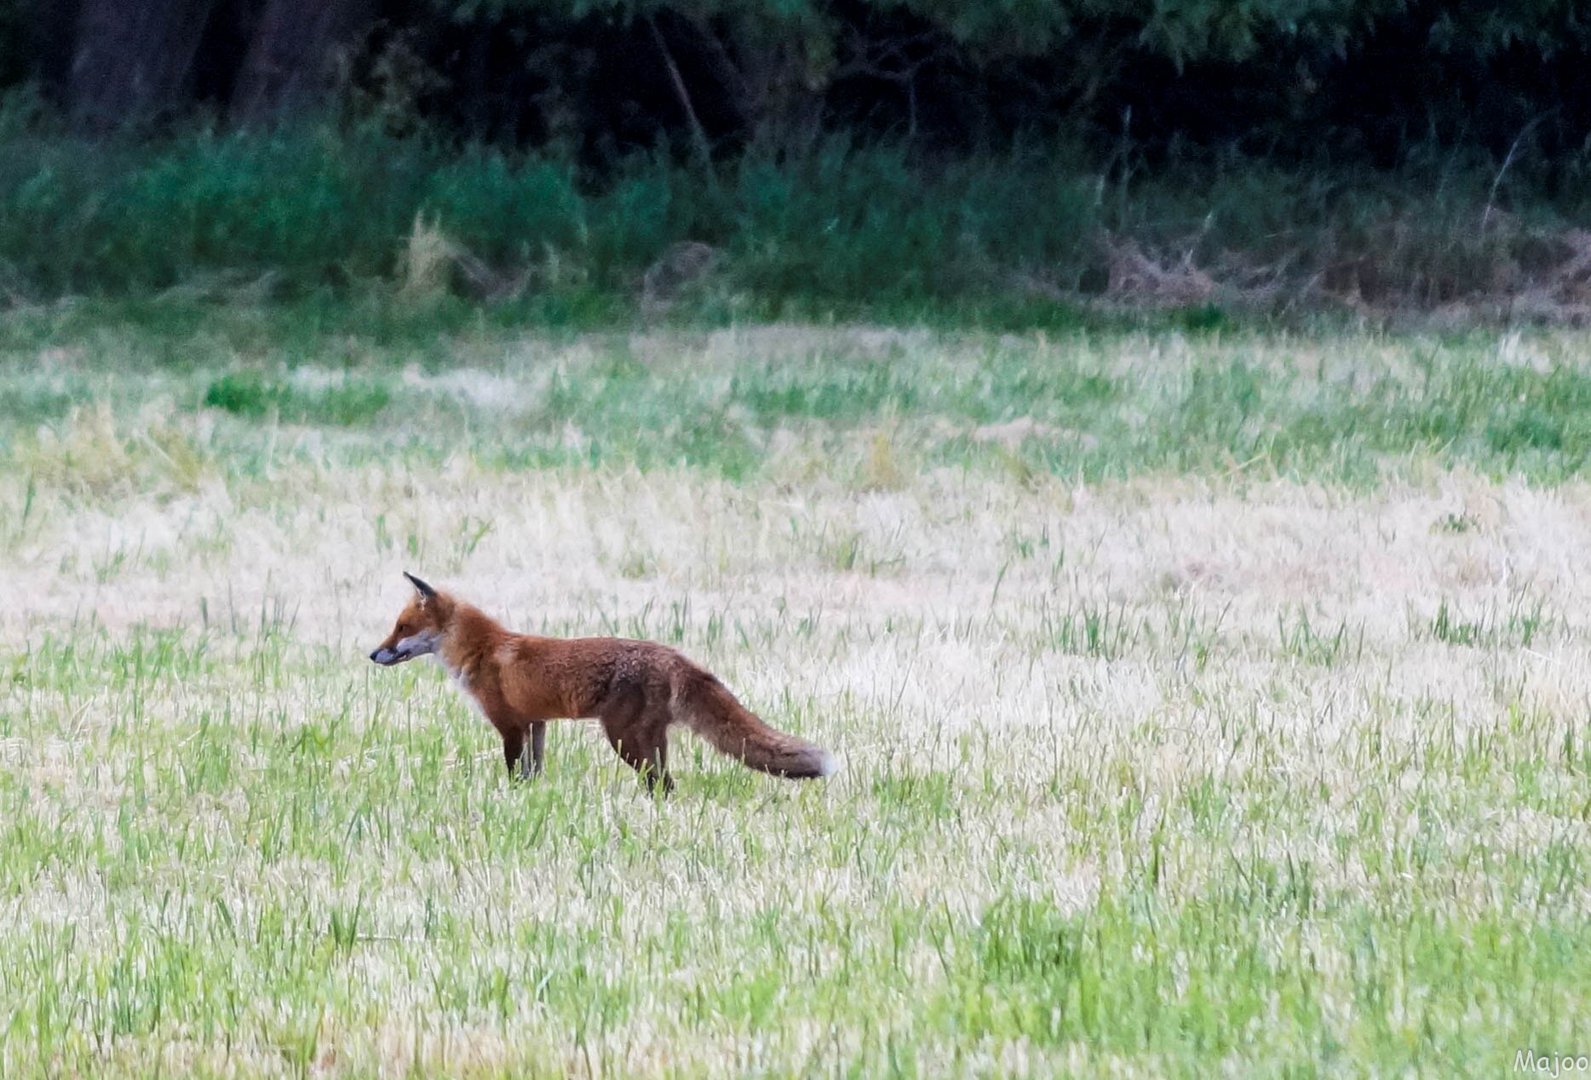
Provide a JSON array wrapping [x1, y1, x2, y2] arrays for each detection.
[[501, 723, 545, 781], [501, 729, 524, 777], [526, 721, 546, 778]]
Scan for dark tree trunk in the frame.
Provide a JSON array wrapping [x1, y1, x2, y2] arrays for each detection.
[[684, 13, 827, 158], [230, 0, 374, 126], [69, 0, 219, 131], [1, 0, 78, 100]]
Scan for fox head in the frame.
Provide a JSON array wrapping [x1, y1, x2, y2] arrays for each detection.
[[369, 572, 454, 666]]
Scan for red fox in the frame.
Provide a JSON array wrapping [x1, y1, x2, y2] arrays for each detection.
[[369, 573, 836, 792]]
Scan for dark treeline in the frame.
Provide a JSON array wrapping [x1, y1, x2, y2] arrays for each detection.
[[8, 1, 1591, 179], [4, 2, 1591, 317]]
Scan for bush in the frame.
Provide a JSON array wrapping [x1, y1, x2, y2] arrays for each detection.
[[0, 114, 1586, 320]]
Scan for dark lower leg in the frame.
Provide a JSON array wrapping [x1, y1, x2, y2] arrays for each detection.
[[601, 716, 672, 794], [502, 730, 524, 777], [624, 740, 671, 794], [527, 721, 547, 777]]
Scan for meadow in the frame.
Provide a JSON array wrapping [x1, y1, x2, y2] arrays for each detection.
[[3, 308, 1591, 1076]]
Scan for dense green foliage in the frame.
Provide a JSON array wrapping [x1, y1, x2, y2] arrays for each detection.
[[0, 112, 1581, 317], [3, 2, 1590, 316]]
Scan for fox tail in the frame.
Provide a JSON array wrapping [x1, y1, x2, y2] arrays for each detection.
[[673, 670, 837, 780]]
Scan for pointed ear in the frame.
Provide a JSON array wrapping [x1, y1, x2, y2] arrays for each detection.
[[403, 571, 437, 602]]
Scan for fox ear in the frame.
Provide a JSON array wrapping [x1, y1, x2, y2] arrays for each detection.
[[403, 571, 437, 602]]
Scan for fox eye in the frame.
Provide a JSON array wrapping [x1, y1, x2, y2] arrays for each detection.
[[397, 622, 411, 634]]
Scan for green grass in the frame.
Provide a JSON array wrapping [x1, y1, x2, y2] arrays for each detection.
[[8, 304, 1591, 485], [0, 111, 1582, 319], [202, 371, 394, 425], [0, 123, 1104, 305], [2, 314, 1591, 1075]]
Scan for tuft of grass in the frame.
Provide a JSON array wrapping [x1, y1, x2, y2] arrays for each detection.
[[858, 429, 909, 492], [1433, 511, 1477, 534], [1418, 593, 1556, 650], [396, 212, 457, 303], [13, 403, 211, 499], [202, 371, 393, 426], [1042, 599, 1137, 660], [1276, 607, 1363, 667]]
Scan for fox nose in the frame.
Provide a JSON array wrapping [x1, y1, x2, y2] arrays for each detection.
[[369, 648, 385, 663]]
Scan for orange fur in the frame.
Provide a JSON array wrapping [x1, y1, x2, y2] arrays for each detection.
[[370, 573, 836, 791]]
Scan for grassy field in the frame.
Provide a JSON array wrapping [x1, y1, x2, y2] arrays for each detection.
[[3, 311, 1591, 1076]]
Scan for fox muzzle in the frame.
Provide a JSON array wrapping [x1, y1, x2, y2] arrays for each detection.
[[369, 630, 440, 666]]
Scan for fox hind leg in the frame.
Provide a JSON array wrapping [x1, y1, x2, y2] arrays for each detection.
[[614, 731, 670, 794], [599, 699, 673, 794]]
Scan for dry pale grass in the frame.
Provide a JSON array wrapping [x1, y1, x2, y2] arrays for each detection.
[[2, 325, 1590, 1076]]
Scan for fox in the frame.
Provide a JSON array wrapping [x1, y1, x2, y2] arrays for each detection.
[[368, 572, 836, 792]]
